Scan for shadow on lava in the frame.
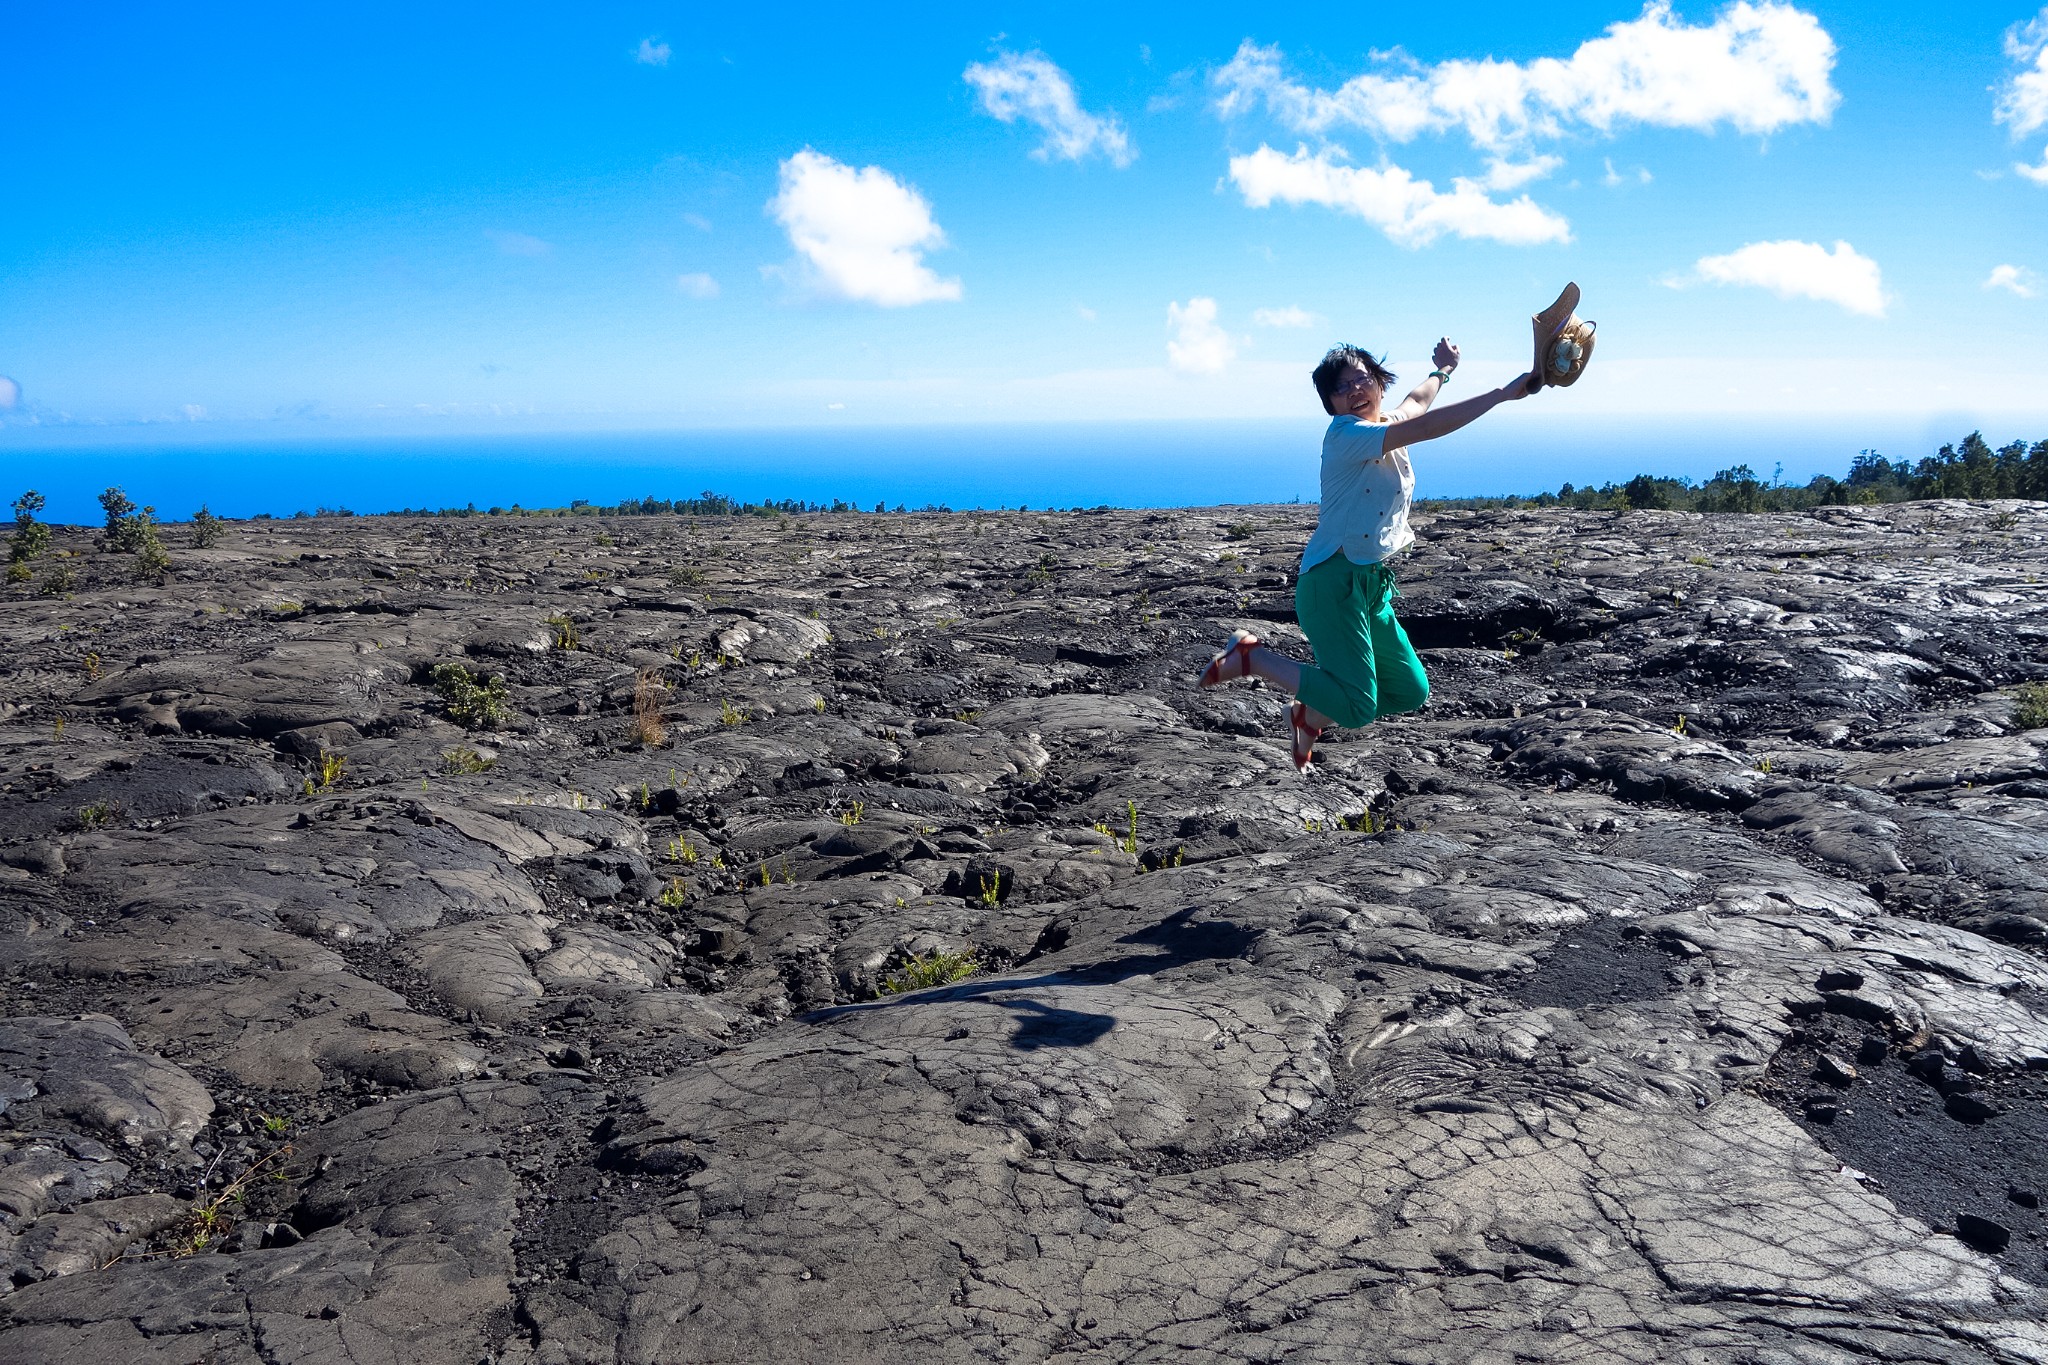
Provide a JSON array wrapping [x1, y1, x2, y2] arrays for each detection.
[[805, 908, 1263, 1050]]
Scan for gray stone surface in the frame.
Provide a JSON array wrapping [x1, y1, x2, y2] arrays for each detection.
[[2, 499, 2046, 1361]]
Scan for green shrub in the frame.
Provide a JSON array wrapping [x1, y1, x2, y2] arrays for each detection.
[[880, 950, 977, 995], [2015, 682, 2048, 732], [191, 505, 225, 547], [10, 491, 50, 567], [431, 663, 511, 730]]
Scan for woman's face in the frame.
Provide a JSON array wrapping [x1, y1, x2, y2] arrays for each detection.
[[1327, 362, 1385, 419]]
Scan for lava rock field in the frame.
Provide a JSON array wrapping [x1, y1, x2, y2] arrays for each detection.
[[1, 498, 2046, 1363]]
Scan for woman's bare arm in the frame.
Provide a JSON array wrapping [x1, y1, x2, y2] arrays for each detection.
[[1387, 372, 1539, 446], [1389, 338, 1461, 421]]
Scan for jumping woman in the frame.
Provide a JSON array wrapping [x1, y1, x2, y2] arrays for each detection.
[[1199, 290, 1593, 770]]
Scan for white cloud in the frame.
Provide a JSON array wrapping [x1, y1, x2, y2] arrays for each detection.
[[1167, 298, 1235, 373], [1228, 144, 1572, 248], [1998, 9, 2048, 136], [636, 37, 671, 67], [0, 376, 16, 411], [964, 51, 1134, 165], [682, 212, 712, 232], [1479, 155, 1563, 191], [1252, 305, 1321, 328], [486, 229, 551, 257], [766, 150, 962, 307], [2019, 151, 2048, 184], [1689, 238, 1885, 316], [1215, 4, 1839, 151], [676, 272, 719, 299], [1076, 305, 1097, 321], [1985, 263, 2041, 298]]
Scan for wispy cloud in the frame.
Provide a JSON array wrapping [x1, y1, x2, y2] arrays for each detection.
[[1602, 157, 1653, 186], [1214, 5, 1839, 151], [1228, 145, 1571, 248], [1985, 263, 2041, 298], [0, 376, 19, 410], [767, 150, 962, 307], [964, 51, 1134, 165], [1685, 238, 1885, 317], [682, 212, 712, 232], [2000, 9, 2048, 181], [1167, 298, 1234, 373], [636, 37, 671, 67], [1252, 305, 1321, 328], [676, 272, 719, 299], [485, 229, 552, 258]]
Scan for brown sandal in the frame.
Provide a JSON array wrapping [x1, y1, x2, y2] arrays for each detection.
[[1289, 702, 1321, 772], [1199, 629, 1261, 688]]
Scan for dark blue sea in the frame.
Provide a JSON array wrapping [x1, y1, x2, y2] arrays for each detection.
[[3, 414, 2033, 524]]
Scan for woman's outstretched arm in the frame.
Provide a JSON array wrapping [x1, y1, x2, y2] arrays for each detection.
[[1389, 338, 1461, 421], [1387, 371, 1539, 446]]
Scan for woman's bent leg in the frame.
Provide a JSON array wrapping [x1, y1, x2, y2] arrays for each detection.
[[1367, 571, 1430, 717], [1293, 557, 1379, 729]]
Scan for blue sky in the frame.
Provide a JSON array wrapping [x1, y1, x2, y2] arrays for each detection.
[[3, 2, 2046, 450]]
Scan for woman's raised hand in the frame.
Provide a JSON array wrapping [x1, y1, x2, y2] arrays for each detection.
[[1432, 338, 1460, 373]]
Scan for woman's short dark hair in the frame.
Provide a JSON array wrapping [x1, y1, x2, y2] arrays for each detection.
[[1312, 345, 1397, 413]]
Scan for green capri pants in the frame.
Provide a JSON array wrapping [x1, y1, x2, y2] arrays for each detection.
[[1293, 554, 1430, 729]]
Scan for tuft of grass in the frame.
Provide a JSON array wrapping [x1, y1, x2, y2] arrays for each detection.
[[667, 563, 705, 587], [302, 749, 346, 795], [545, 614, 580, 650], [630, 669, 668, 747], [442, 747, 495, 775], [880, 950, 978, 995], [431, 663, 511, 730], [82, 651, 102, 681], [1671, 713, 1688, 736], [839, 801, 865, 826], [812, 696, 827, 713], [717, 697, 747, 727], [76, 798, 118, 831], [2015, 682, 2048, 732], [667, 835, 699, 864], [1118, 800, 1139, 854], [976, 872, 1001, 907], [659, 878, 689, 908], [1224, 520, 1255, 540]]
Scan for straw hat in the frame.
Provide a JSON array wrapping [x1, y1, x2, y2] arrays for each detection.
[[1530, 282, 1596, 389]]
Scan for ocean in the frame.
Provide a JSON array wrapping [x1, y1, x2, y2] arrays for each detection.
[[3, 413, 2036, 524]]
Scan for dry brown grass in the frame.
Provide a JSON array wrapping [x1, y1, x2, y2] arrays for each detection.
[[630, 669, 668, 747]]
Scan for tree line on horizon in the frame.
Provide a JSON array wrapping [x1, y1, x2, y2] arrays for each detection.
[[1421, 432, 2048, 514]]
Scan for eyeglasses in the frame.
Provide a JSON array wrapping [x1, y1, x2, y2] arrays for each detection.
[[1331, 372, 1383, 396]]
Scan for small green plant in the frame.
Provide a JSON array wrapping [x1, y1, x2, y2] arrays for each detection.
[[718, 698, 746, 727], [812, 696, 827, 713], [1671, 713, 1687, 736], [977, 873, 1001, 907], [39, 560, 76, 596], [303, 749, 346, 795], [1754, 755, 1775, 774], [659, 878, 689, 908], [1224, 520, 1255, 540], [132, 510, 171, 582], [272, 599, 302, 615], [76, 798, 118, 831], [758, 861, 772, 887], [1340, 809, 1391, 835], [82, 651, 102, 681], [881, 950, 978, 995], [594, 531, 614, 547], [545, 614, 579, 650], [1119, 799, 1139, 854], [97, 487, 139, 550], [839, 801, 865, 826], [2014, 682, 2048, 731], [1026, 552, 1055, 586], [442, 747, 495, 774], [636, 780, 653, 812], [1989, 509, 2020, 532], [667, 835, 699, 864], [668, 563, 705, 587], [5, 559, 27, 585], [258, 1114, 289, 1136], [10, 490, 51, 569], [190, 505, 225, 547], [52, 717, 64, 739], [431, 663, 511, 730]]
